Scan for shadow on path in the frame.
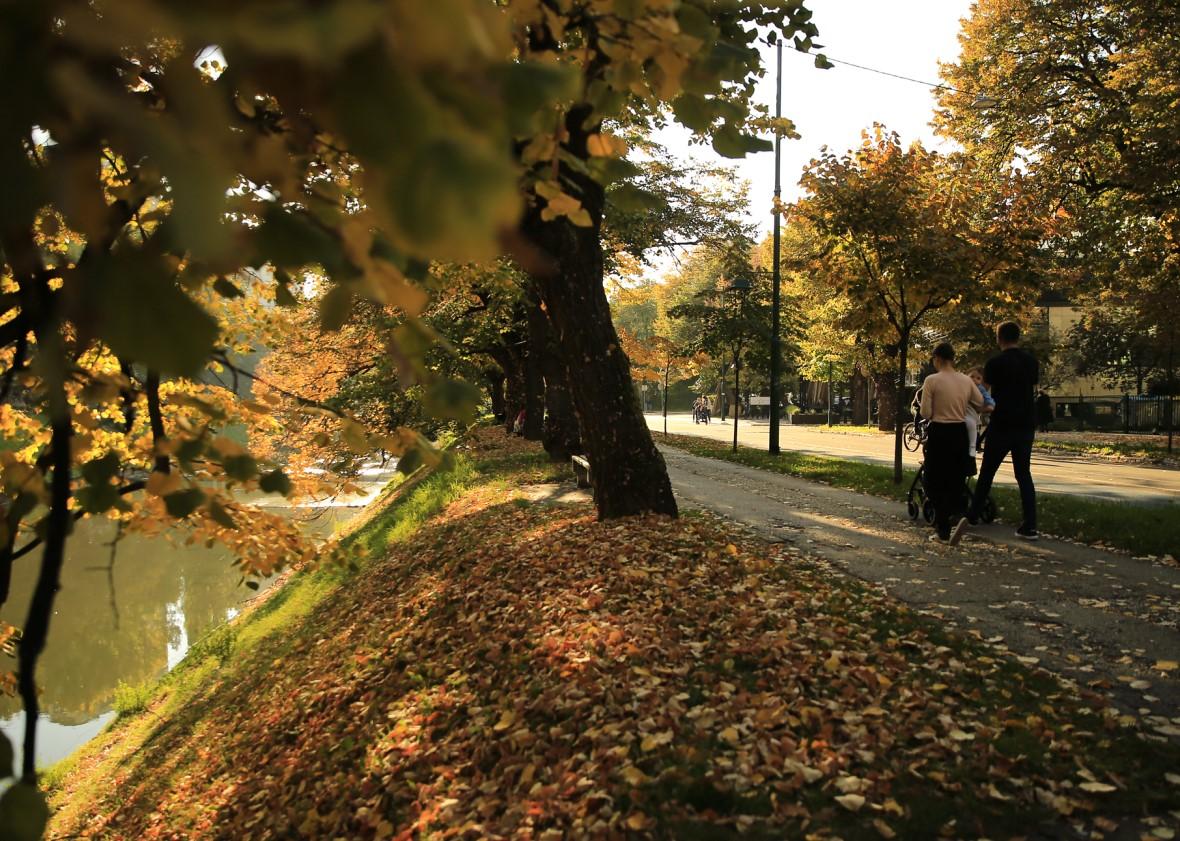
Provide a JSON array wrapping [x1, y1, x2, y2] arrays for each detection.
[[660, 445, 1180, 726]]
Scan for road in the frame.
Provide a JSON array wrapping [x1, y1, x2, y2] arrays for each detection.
[[645, 412, 1180, 506]]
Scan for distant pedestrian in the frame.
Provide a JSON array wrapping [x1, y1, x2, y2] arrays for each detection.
[[952, 322, 1039, 544], [1036, 390, 1052, 433], [513, 408, 526, 436], [921, 343, 983, 543]]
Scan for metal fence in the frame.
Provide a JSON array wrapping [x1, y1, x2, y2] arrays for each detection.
[[1047, 394, 1179, 434]]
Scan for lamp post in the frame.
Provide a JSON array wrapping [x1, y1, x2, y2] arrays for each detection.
[[726, 276, 752, 453], [769, 39, 784, 455]]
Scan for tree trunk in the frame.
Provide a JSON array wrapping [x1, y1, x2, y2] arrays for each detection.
[[850, 367, 870, 425], [874, 370, 896, 432], [893, 338, 909, 484], [521, 108, 676, 519], [541, 315, 582, 462], [496, 340, 525, 435], [486, 368, 506, 423], [523, 294, 546, 441]]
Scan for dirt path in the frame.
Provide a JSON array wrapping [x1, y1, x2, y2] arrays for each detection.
[[659, 444, 1180, 731]]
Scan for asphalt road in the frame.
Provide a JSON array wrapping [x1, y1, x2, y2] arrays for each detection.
[[646, 412, 1180, 506]]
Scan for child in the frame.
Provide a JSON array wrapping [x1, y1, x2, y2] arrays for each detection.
[[965, 367, 995, 457]]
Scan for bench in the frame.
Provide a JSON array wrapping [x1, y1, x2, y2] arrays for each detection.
[[571, 455, 592, 489]]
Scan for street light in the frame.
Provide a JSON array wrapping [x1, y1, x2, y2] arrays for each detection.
[[769, 39, 784, 456], [726, 276, 752, 453]]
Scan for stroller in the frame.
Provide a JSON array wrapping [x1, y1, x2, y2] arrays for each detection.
[[905, 388, 996, 526]]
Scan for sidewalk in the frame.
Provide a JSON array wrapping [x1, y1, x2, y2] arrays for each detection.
[[659, 444, 1180, 726], [647, 412, 1180, 505]]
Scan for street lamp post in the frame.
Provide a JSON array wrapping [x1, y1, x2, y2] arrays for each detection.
[[727, 276, 752, 453], [769, 39, 784, 456]]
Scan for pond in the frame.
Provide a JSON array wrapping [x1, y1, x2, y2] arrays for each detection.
[[0, 467, 395, 771]]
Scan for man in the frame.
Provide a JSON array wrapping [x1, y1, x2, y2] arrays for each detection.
[[921, 343, 984, 543], [951, 321, 1039, 545]]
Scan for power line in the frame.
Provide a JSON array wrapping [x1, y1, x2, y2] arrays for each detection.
[[786, 48, 972, 96]]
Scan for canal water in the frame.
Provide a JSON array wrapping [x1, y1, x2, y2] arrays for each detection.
[[0, 465, 395, 771]]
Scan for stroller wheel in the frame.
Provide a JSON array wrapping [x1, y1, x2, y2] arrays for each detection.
[[907, 500, 919, 520], [981, 497, 996, 524], [922, 499, 936, 525]]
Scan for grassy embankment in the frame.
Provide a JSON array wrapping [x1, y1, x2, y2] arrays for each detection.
[[45, 430, 1179, 840], [659, 432, 1179, 558]]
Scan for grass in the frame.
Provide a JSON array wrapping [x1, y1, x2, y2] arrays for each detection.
[[660, 432, 1180, 557], [111, 681, 154, 719], [1033, 435, 1178, 462]]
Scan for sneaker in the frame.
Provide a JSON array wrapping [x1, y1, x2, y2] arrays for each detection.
[[929, 533, 950, 544], [949, 517, 970, 546], [1015, 526, 1039, 541]]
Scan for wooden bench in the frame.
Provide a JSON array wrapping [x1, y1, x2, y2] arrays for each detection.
[[571, 455, 592, 489]]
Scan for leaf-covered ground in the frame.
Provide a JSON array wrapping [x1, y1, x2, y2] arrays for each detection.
[[49, 431, 1180, 839]]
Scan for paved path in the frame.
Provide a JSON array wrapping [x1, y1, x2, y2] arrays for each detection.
[[659, 444, 1180, 728], [647, 412, 1180, 506]]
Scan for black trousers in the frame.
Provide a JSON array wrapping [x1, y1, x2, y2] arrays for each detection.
[[970, 426, 1036, 530], [924, 422, 969, 538]]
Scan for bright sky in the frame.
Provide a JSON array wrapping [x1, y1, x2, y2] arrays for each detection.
[[651, 0, 973, 252]]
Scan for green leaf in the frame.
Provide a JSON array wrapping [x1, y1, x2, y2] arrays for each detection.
[[671, 93, 716, 132], [0, 731, 12, 778], [319, 285, 354, 331], [259, 469, 292, 497], [0, 781, 49, 841], [609, 184, 667, 214], [396, 448, 423, 476], [386, 138, 520, 262], [164, 488, 206, 519], [711, 126, 772, 159], [91, 252, 219, 377], [422, 378, 482, 422], [222, 454, 258, 482], [213, 277, 244, 299], [208, 498, 237, 529], [77, 452, 127, 514]]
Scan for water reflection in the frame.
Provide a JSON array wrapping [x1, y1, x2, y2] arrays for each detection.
[[0, 471, 386, 769]]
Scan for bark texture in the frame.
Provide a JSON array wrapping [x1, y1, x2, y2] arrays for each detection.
[[521, 109, 676, 518]]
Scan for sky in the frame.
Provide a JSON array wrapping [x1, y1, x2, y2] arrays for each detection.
[[649, 0, 974, 257]]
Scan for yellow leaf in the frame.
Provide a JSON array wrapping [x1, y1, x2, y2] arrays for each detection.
[[872, 818, 896, 839], [620, 765, 648, 786], [719, 726, 740, 745], [834, 793, 865, 811], [493, 710, 515, 731], [1155, 660, 1178, 672], [625, 813, 649, 830], [824, 653, 842, 672], [1078, 781, 1118, 793], [586, 133, 627, 157], [640, 730, 672, 751], [725, 543, 738, 555]]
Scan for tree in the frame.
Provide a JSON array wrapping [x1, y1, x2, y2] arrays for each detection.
[[938, 0, 1180, 450], [794, 128, 1041, 481], [0, 1, 830, 810], [508, 1, 825, 518]]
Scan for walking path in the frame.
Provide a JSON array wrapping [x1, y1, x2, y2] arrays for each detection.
[[646, 412, 1180, 505], [658, 444, 1180, 729]]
